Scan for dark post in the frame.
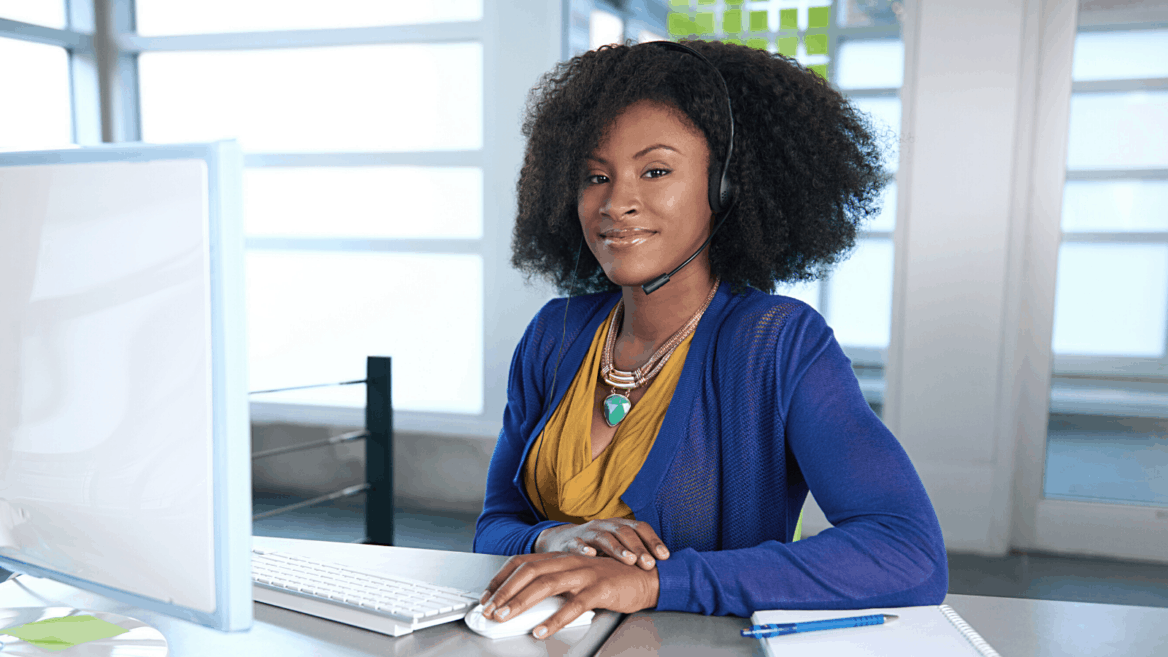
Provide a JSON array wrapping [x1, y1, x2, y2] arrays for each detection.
[[365, 356, 394, 545]]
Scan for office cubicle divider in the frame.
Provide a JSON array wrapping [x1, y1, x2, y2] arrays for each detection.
[[249, 356, 394, 546]]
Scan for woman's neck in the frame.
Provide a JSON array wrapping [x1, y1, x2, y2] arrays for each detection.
[[615, 265, 717, 362]]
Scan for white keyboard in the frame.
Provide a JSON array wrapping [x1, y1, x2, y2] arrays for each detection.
[[251, 548, 481, 637]]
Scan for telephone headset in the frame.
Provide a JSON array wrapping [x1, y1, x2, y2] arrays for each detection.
[[531, 40, 737, 522]]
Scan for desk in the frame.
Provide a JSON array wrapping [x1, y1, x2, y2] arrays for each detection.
[[593, 593, 1168, 657], [0, 537, 622, 656], [4, 539, 1167, 656]]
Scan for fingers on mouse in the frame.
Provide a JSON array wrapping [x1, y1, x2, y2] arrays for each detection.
[[464, 596, 594, 640]]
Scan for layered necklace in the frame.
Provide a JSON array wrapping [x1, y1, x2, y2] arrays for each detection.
[[599, 277, 720, 427]]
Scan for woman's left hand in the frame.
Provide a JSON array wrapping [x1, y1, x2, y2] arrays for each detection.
[[478, 552, 659, 639]]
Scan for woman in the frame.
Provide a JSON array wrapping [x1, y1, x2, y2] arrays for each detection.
[[472, 39, 947, 639]]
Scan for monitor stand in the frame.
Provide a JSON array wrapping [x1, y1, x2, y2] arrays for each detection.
[[0, 607, 167, 656]]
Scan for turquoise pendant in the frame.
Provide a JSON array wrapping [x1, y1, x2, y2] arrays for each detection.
[[603, 392, 632, 427]]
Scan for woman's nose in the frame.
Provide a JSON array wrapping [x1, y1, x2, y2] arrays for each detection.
[[601, 177, 639, 217]]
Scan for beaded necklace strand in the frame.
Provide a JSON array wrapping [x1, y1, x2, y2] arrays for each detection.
[[599, 277, 720, 427]]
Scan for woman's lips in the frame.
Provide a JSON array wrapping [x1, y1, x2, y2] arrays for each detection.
[[601, 231, 655, 248]]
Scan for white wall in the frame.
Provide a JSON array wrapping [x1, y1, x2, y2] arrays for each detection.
[[879, 0, 1043, 555]]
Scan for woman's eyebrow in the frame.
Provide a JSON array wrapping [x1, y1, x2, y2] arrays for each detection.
[[585, 144, 681, 165]]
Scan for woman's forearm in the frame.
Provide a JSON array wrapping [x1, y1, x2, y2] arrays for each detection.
[[653, 512, 947, 616]]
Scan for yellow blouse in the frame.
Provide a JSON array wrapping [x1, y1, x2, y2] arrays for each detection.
[[523, 302, 693, 524]]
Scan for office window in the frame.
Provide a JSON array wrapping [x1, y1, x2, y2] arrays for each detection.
[[243, 167, 483, 239], [639, 29, 666, 43], [246, 252, 483, 412], [133, 0, 482, 35], [138, 44, 483, 153], [0, 36, 72, 150], [1043, 10, 1168, 508], [0, 1, 67, 29], [567, 0, 671, 58], [134, 4, 486, 415], [1052, 27, 1168, 364], [1052, 243, 1167, 357], [590, 10, 624, 50]]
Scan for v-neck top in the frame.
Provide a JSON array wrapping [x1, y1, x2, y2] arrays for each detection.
[[522, 302, 694, 524]]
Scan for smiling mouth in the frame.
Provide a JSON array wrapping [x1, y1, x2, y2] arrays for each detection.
[[602, 229, 658, 241], [601, 231, 655, 247]]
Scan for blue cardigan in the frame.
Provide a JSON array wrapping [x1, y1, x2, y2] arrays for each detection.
[[473, 283, 948, 616]]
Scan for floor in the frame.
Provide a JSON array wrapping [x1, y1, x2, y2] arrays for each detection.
[[252, 493, 1168, 609], [1043, 413, 1168, 507]]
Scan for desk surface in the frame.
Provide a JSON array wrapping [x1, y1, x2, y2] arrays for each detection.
[[3, 538, 1166, 657], [593, 593, 1168, 657]]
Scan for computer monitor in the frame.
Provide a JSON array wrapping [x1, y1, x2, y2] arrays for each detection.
[[0, 141, 252, 632]]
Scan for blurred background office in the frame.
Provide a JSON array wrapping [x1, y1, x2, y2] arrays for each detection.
[[2, 0, 1164, 606]]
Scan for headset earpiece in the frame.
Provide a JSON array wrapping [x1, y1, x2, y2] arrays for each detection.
[[714, 165, 735, 215]]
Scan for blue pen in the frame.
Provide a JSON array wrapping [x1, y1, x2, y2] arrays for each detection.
[[741, 613, 898, 638]]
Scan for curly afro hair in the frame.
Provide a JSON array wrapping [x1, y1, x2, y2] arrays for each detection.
[[510, 39, 892, 296]]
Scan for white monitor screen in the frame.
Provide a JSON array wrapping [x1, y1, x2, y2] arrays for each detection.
[[0, 142, 251, 631]]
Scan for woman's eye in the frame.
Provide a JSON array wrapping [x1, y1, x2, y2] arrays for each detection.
[[645, 168, 670, 178], [586, 174, 609, 185]]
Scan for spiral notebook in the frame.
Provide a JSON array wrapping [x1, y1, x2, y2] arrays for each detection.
[[750, 604, 1001, 657]]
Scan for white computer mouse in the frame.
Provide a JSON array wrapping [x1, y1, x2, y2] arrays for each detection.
[[464, 595, 594, 639]]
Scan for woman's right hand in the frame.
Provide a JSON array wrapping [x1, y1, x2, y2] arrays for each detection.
[[534, 519, 670, 570]]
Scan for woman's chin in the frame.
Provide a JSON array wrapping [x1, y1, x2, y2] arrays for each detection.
[[602, 268, 665, 291]]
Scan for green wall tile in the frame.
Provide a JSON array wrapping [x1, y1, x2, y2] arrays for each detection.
[[809, 63, 828, 78], [749, 10, 768, 32], [808, 6, 830, 29], [777, 36, 798, 57], [780, 8, 797, 30], [805, 33, 828, 55], [746, 37, 768, 50], [722, 10, 742, 34], [695, 12, 715, 35], [667, 13, 692, 37]]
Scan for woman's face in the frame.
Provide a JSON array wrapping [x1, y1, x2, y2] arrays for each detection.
[[577, 99, 714, 289]]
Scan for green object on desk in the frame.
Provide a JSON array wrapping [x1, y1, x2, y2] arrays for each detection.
[[0, 615, 129, 652]]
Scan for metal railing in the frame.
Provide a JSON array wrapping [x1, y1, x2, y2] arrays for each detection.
[[249, 356, 394, 545]]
